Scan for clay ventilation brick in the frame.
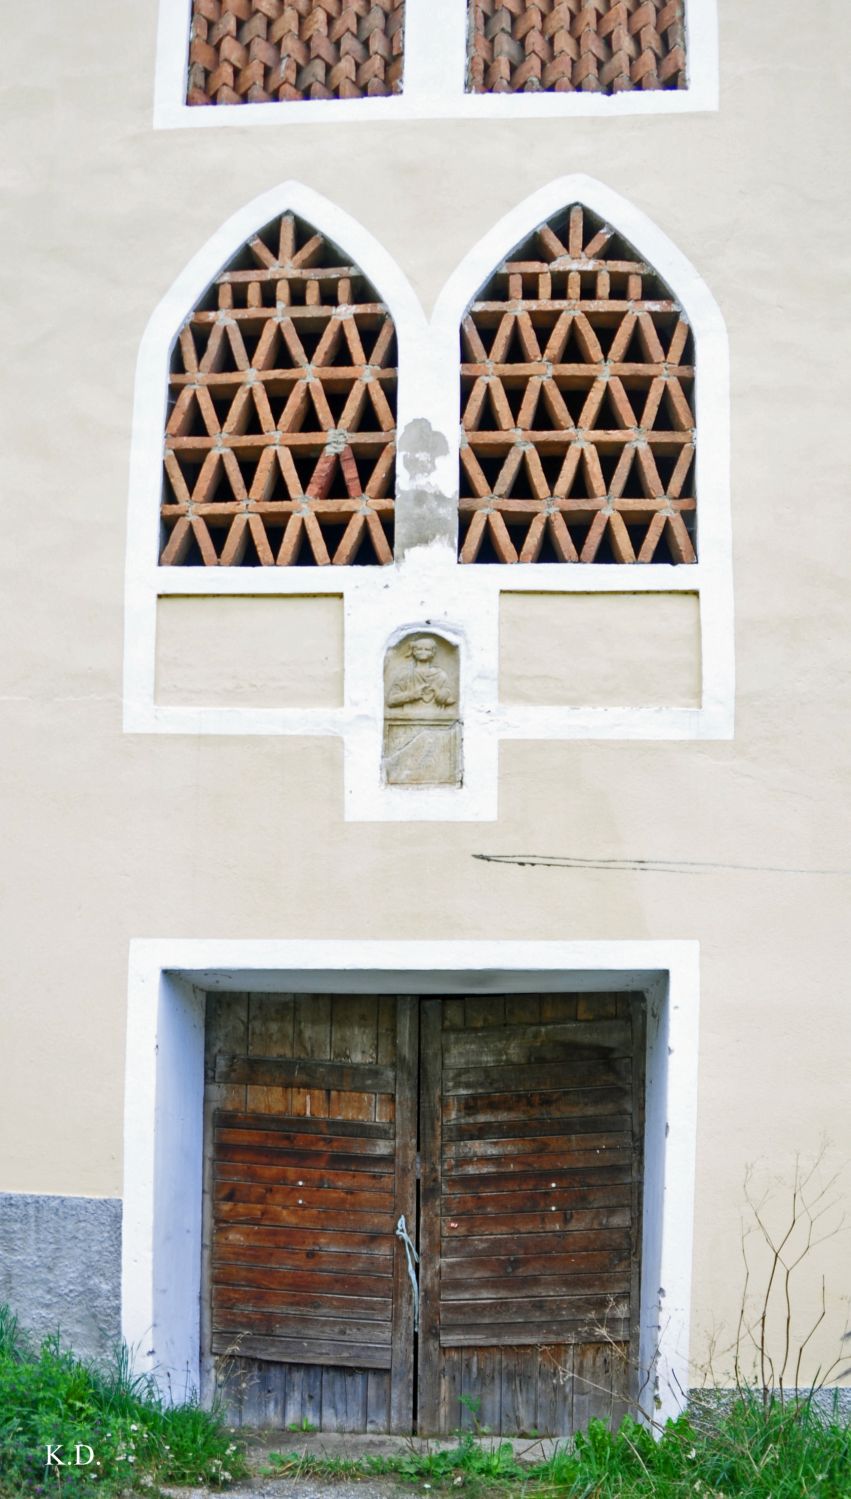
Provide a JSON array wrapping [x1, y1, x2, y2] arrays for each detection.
[[188, 0, 405, 105], [468, 0, 686, 94]]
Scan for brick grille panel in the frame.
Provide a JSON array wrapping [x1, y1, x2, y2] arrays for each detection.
[[459, 203, 696, 564], [468, 0, 687, 95], [187, 0, 405, 106], [161, 212, 397, 566]]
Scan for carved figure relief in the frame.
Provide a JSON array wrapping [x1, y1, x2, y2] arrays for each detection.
[[382, 633, 462, 787]]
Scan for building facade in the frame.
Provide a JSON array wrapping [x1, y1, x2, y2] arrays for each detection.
[[0, 0, 849, 1434]]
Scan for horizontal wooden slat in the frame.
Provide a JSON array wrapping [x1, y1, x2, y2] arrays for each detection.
[[213, 1265, 392, 1299], [215, 1200, 394, 1234], [443, 1148, 632, 1177], [440, 1294, 628, 1326], [210, 1332, 391, 1370], [443, 1085, 631, 1128], [215, 1110, 394, 1140], [441, 1271, 631, 1302], [441, 1229, 631, 1261], [214, 1244, 391, 1276], [442, 1206, 631, 1237], [215, 1124, 395, 1157], [213, 1309, 393, 1345], [214, 1225, 393, 1255], [216, 1056, 396, 1094], [439, 1318, 628, 1349], [442, 1249, 630, 1281], [443, 1112, 630, 1144], [214, 1180, 393, 1212], [213, 1158, 392, 1190], [444, 1058, 631, 1096], [446, 1127, 632, 1157], [442, 1022, 631, 1069], [214, 1143, 395, 1175], [439, 1164, 632, 1195], [442, 1185, 632, 1218], [214, 1286, 392, 1320]]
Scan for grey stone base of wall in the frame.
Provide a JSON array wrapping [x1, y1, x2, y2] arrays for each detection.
[[688, 1386, 851, 1420], [0, 1193, 122, 1361]]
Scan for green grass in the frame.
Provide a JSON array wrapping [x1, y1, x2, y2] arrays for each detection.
[[268, 1397, 851, 1496], [0, 1306, 247, 1496]]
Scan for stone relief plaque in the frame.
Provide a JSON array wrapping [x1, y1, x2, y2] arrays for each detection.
[[382, 633, 462, 788]]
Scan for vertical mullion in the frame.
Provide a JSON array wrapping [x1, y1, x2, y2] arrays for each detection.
[[417, 998, 443, 1432], [390, 996, 419, 1432]]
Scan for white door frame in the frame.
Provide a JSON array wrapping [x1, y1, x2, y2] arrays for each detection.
[[122, 938, 699, 1424]]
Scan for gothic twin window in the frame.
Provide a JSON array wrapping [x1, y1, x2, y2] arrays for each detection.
[[159, 204, 696, 568], [161, 214, 398, 567], [186, 0, 687, 106]]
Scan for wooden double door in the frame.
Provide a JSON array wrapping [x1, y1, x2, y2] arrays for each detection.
[[204, 991, 644, 1434]]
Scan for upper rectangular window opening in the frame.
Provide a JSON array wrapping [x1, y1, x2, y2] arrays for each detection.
[[187, 0, 405, 106], [467, 1, 687, 96]]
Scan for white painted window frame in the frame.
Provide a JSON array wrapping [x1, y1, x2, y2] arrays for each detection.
[[154, 0, 718, 129], [124, 175, 734, 822], [121, 937, 700, 1425]]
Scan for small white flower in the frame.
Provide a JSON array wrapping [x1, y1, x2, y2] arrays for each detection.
[[130, 1425, 138, 1433], [127, 1455, 136, 1464]]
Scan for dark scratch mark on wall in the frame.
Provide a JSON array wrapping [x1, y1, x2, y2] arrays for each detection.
[[472, 854, 851, 877]]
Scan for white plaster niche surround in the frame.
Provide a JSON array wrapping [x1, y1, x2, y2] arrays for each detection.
[[121, 938, 700, 1426], [123, 176, 734, 823], [154, 0, 719, 129]]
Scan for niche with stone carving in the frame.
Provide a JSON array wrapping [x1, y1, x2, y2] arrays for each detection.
[[382, 632, 462, 787]]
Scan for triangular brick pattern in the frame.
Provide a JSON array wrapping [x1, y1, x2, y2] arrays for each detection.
[[160, 213, 397, 566], [459, 203, 696, 564], [187, 0, 405, 106], [468, 0, 686, 94]]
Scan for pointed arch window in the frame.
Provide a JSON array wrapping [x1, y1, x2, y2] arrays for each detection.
[[458, 201, 696, 564], [186, 0, 405, 106], [160, 211, 398, 566], [467, 1, 687, 96]]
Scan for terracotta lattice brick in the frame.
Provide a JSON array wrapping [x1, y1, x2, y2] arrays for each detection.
[[468, 0, 687, 94], [459, 203, 696, 564], [187, 0, 405, 105], [160, 213, 397, 566]]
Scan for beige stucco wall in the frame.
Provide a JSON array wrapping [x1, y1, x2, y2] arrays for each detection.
[[155, 596, 343, 706], [500, 593, 701, 706], [0, 0, 849, 1385]]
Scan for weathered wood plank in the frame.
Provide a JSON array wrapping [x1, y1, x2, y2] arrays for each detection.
[[444, 1085, 630, 1127], [215, 1122, 395, 1154], [214, 1181, 393, 1213], [215, 1112, 394, 1139], [214, 1201, 394, 1233], [390, 996, 417, 1433], [442, 1189, 631, 1219], [440, 1294, 628, 1325], [214, 1286, 392, 1319], [214, 1265, 392, 1298], [210, 1332, 391, 1370], [416, 1000, 443, 1433], [440, 1319, 629, 1349], [217, 1055, 396, 1094], [444, 1058, 631, 1096], [443, 1111, 631, 1143], [213, 1309, 393, 1344], [442, 1021, 630, 1069]]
